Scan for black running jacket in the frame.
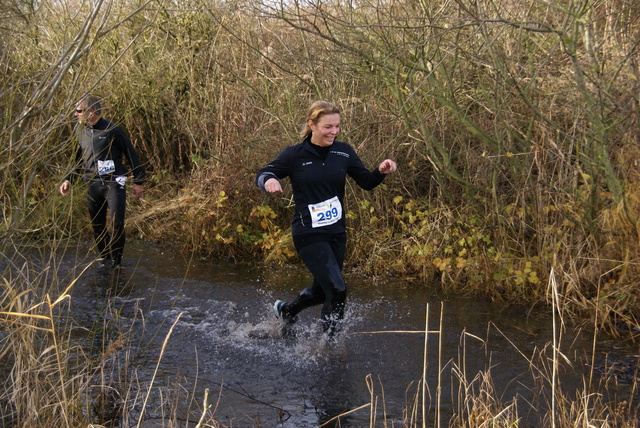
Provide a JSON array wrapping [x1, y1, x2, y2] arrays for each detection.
[[256, 138, 386, 237], [66, 117, 145, 185]]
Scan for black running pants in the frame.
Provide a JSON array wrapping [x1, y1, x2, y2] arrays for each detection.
[[86, 180, 126, 264], [286, 235, 347, 333]]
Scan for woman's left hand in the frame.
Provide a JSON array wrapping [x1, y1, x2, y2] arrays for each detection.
[[378, 159, 397, 174]]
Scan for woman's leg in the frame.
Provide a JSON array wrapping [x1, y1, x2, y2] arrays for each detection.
[[287, 237, 347, 333]]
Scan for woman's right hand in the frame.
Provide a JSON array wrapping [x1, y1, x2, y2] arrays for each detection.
[[264, 178, 283, 193]]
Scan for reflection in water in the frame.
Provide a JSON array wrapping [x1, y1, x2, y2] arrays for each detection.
[[12, 241, 633, 427]]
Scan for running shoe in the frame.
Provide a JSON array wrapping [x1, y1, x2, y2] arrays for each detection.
[[273, 300, 297, 323], [273, 300, 286, 319], [97, 256, 112, 267]]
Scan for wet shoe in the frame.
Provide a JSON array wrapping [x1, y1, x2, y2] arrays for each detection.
[[281, 322, 296, 339], [321, 316, 342, 341], [273, 300, 297, 323], [111, 254, 122, 269], [273, 300, 286, 319]]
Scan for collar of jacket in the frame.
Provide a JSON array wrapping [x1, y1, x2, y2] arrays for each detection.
[[302, 136, 336, 156]]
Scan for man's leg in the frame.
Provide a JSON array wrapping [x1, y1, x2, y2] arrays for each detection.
[[87, 183, 110, 260], [106, 181, 127, 267]]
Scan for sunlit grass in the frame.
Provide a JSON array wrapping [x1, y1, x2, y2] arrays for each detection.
[[1, 0, 639, 424]]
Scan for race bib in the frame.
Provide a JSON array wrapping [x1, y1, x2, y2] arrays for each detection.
[[97, 159, 115, 175], [308, 196, 342, 228]]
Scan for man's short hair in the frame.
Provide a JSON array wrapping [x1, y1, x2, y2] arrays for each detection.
[[79, 94, 102, 115]]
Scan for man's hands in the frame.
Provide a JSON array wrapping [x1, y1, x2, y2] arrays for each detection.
[[59, 179, 144, 200], [59, 180, 71, 196], [132, 183, 144, 200]]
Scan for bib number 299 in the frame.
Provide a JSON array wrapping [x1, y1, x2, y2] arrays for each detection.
[[319, 207, 339, 222], [308, 196, 342, 228]]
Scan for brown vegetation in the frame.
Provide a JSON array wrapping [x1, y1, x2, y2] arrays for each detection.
[[1, 0, 639, 425], [2, 0, 639, 329]]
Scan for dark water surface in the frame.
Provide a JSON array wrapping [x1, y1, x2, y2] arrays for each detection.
[[41, 241, 635, 427]]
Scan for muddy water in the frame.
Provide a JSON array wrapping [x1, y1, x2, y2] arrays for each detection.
[[48, 241, 629, 427]]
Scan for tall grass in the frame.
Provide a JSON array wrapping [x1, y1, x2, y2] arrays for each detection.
[[2, 0, 639, 332], [2, 253, 637, 426], [328, 299, 638, 427], [0, 244, 220, 427], [0, 0, 639, 424]]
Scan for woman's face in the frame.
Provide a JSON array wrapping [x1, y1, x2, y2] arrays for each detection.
[[309, 113, 340, 147]]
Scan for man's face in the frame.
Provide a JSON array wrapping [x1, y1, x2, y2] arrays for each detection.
[[74, 103, 92, 125]]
